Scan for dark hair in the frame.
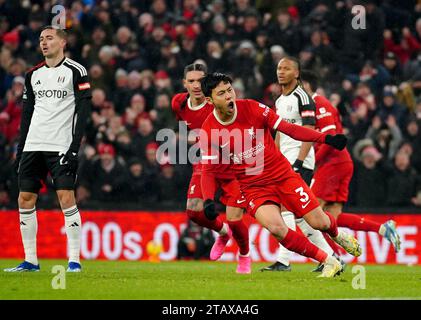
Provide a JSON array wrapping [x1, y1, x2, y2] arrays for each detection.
[[41, 25, 67, 39], [280, 56, 302, 85], [201, 72, 233, 97], [183, 63, 207, 79], [300, 69, 319, 92]]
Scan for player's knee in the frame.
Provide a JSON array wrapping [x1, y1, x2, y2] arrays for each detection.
[[186, 198, 203, 211], [18, 192, 37, 208], [267, 224, 288, 239], [226, 207, 243, 221]]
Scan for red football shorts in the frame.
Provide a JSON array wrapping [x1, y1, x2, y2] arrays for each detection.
[[219, 178, 247, 209], [311, 161, 354, 203], [244, 171, 319, 218], [187, 167, 246, 209]]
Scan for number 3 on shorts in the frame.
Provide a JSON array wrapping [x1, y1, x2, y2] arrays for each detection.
[[295, 186, 309, 203]]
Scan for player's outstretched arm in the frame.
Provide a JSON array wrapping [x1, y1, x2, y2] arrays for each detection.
[[277, 119, 347, 150]]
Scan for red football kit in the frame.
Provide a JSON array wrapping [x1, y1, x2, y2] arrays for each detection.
[[312, 94, 353, 203], [171, 93, 244, 207], [200, 99, 330, 217]]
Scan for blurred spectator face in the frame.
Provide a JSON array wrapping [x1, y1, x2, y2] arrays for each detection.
[[183, 70, 206, 100], [212, 16, 226, 34], [270, 45, 285, 62], [89, 64, 104, 79], [109, 116, 122, 131], [152, 0, 166, 15], [184, 0, 199, 10], [139, 13, 154, 32], [383, 95, 395, 107], [97, 10, 110, 23], [92, 27, 106, 45], [146, 146, 158, 164], [356, 83, 371, 97], [154, 71, 171, 90], [243, 15, 258, 32], [235, 0, 250, 10], [11, 76, 25, 97], [416, 18, 421, 36], [8, 59, 26, 76], [361, 149, 378, 169], [152, 27, 166, 42], [311, 31, 322, 46], [161, 164, 174, 178], [99, 45, 114, 64], [237, 41, 254, 57], [117, 26, 132, 45], [398, 142, 413, 156], [299, 50, 313, 65], [277, 11, 290, 26], [342, 79, 353, 91], [92, 89, 106, 107], [100, 102, 115, 119], [98, 143, 116, 165], [395, 152, 410, 171], [29, 19, 43, 32], [407, 120, 419, 136], [130, 94, 146, 112], [117, 131, 131, 145], [256, 32, 268, 48], [181, 36, 195, 52], [138, 118, 153, 136], [156, 93, 170, 109], [207, 40, 222, 58], [115, 69, 128, 87], [130, 162, 143, 177], [383, 55, 397, 70], [128, 71, 142, 90], [277, 58, 299, 86]]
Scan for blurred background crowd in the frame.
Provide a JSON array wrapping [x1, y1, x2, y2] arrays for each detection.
[[1, 0, 421, 211]]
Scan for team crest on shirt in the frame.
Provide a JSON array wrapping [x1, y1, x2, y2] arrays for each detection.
[[320, 107, 326, 114], [248, 126, 256, 140], [287, 105, 293, 112]]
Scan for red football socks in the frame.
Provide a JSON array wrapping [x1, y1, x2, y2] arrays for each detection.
[[324, 211, 339, 238], [337, 213, 381, 233], [186, 210, 224, 232], [280, 229, 328, 263], [228, 220, 249, 255]]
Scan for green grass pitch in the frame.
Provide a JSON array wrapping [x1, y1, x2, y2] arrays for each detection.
[[1, 259, 421, 300]]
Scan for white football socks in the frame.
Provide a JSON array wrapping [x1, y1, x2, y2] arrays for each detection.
[[63, 205, 82, 264], [19, 207, 38, 265], [276, 211, 297, 266], [296, 218, 334, 257]]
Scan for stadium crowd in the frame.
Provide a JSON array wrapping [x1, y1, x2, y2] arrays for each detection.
[[1, 0, 421, 210]]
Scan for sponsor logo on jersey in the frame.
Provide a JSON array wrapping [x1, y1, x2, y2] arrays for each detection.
[[34, 90, 68, 99]]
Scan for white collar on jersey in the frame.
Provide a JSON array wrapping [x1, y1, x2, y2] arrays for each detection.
[[312, 93, 319, 99], [213, 102, 238, 126], [187, 97, 207, 111]]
